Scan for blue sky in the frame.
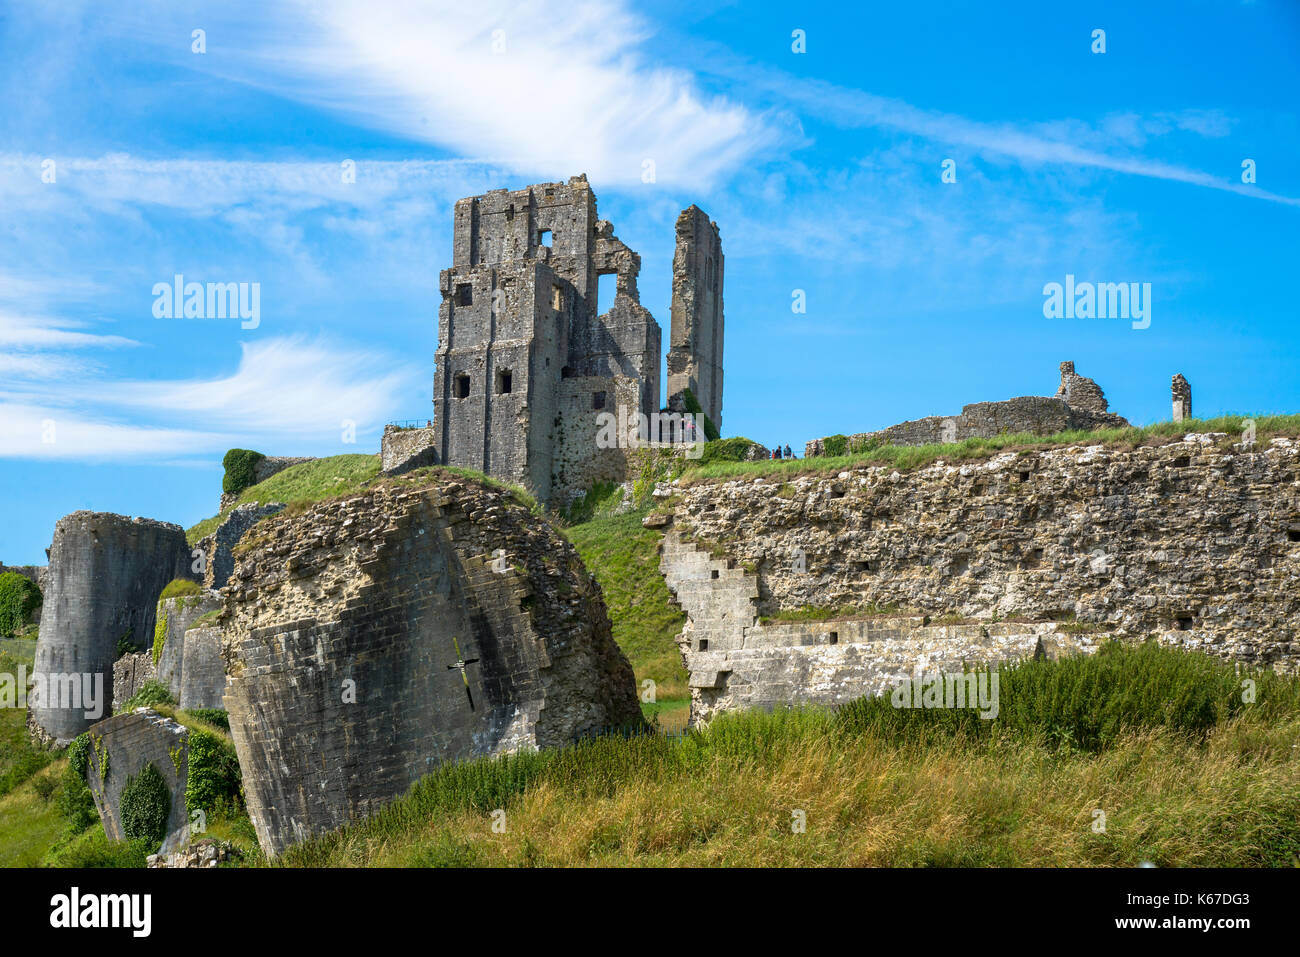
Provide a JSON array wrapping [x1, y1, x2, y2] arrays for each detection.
[[1, 0, 1298, 564]]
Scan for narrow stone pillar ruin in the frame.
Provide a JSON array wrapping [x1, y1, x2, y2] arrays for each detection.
[[1172, 373, 1192, 422]]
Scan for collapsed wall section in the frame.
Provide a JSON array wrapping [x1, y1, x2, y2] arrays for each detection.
[[221, 475, 642, 856]]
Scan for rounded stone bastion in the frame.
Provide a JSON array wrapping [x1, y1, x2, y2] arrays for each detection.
[[219, 471, 643, 856]]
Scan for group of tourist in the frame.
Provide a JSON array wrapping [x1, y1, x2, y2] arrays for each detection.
[[770, 444, 795, 460]]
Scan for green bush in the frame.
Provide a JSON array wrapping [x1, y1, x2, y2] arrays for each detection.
[[120, 762, 171, 845], [58, 763, 99, 833], [185, 728, 242, 815], [696, 436, 764, 466], [114, 628, 135, 659], [835, 640, 1300, 752], [119, 681, 175, 713], [680, 389, 720, 443], [0, 573, 40, 638], [222, 449, 266, 496], [820, 434, 849, 457]]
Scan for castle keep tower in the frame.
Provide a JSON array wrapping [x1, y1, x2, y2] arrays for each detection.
[[667, 205, 724, 433], [433, 176, 723, 505]]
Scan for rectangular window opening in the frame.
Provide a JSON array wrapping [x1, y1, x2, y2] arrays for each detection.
[[455, 284, 472, 306], [454, 374, 470, 399]]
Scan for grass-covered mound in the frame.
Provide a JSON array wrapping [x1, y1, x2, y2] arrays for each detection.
[[681, 414, 1300, 484], [268, 642, 1300, 868], [187, 453, 383, 544]]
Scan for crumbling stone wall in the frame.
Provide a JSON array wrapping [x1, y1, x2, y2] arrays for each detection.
[[30, 512, 194, 745], [432, 176, 717, 505], [221, 473, 642, 856], [667, 205, 724, 431], [1172, 374, 1192, 422], [198, 503, 285, 590], [381, 425, 438, 475], [84, 709, 191, 854], [659, 434, 1300, 719], [807, 361, 1128, 456], [658, 527, 1096, 723], [112, 652, 156, 712]]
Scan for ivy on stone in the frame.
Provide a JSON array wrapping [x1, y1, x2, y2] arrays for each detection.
[[120, 763, 171, 845]]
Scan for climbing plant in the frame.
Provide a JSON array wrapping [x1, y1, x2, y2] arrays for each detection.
[[120, 763, 171, 845]]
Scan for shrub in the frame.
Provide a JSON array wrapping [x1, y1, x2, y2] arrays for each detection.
[[222, 449, 266, 496], [58, 764, 99, 833], [820, 434, 849, 457], [185, 728, 243, 816], [0, 573, 40, 638], [120, 681, 175, 713], [696, 436, 764, 466], [114, 628, 135, 659], [120, 762, 171, 845], [680, 389, 721, 443]]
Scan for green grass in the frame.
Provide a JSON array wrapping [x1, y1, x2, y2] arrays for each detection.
[[681, 414, 1300, 484], [187, 453, 384, 544], [264, 643, 1300, 867], [561, 511, 688, 700]]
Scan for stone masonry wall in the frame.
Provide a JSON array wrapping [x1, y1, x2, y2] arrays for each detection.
[[84, 709, 190, 854], [30, 512, 194, 744], [178, 627, 226, 710], [154, 592, 221, 699], [221, 473, 642, 856], [657, 433, 1300, 722], [381, 425, 438, 475], [199, 503, 286, 590]]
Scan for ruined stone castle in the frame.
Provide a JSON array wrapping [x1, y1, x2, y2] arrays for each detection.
[[429, 174, 723, 504]]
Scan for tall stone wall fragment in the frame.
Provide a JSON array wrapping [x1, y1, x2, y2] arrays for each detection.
[[1172, 373, 1192, 422], [667, 205, 724, 432]]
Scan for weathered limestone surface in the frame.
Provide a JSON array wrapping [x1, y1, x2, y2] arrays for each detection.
[[660, 434, 1300, 722], [198, 503, 285, 590], [1173, 373, 1192, 422], [84, 709, 190, 854], [807, 361, 1128, 456], [667, 205, 724, 431], [381, 424, 438, 475], [178, 627, 226, 710], [154, 591, 221, 698], [112, 652, 156, 712], [30, 512, 194, 744], [221, 474, 642, 856]]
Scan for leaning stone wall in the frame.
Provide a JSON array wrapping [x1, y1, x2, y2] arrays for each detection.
[[29, 512, 194, 744], [83, 709, 191, 854], [663, 434, 1300, 686], [154, 592, 221, 699], [221, 474, 642, 856]]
